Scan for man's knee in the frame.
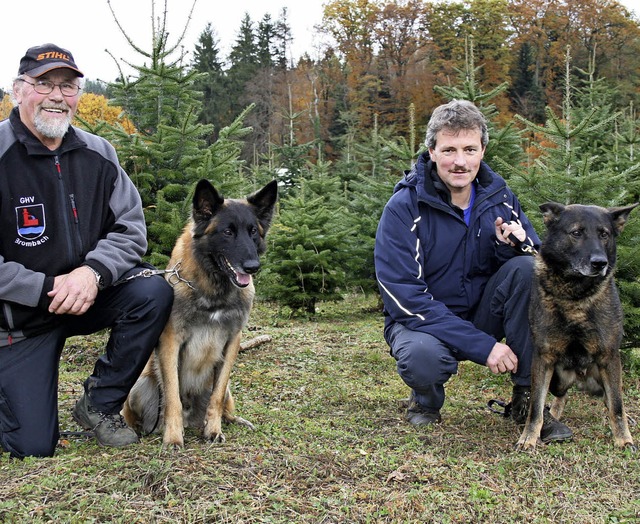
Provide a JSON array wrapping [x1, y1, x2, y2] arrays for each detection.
[[396, 350, 458, 390], [389, 326, 458, 389], [3, 435, 58, 459], [0, 399, 59, 458], [145, 276, 174, 320], [120, 274, 174, 323], [503, 256, 535, 287], [0, 334, 62, 459], [132, 273, 173, 304]]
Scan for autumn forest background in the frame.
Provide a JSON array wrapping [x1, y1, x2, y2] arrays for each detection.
[[2, 0, 640, 359]]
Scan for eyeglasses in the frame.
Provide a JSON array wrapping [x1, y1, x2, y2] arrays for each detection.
[[19, 78, 81, 97]]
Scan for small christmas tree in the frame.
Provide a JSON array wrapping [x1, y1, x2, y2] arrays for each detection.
[[258, 164, 353, 314]]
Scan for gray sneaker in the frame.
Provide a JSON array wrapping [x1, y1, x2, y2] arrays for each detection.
[[72, 394, 139, 447]]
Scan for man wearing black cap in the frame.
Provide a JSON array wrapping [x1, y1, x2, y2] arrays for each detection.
[[0, 44, 174, 458]]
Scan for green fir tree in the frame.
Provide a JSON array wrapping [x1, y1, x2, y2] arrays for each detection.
[[258, 164, 352, 314], [191, 23, 230, 138], [341, 112, 414, 295], [95, 1, 254, 265]]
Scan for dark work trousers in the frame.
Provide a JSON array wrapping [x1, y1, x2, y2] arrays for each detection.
[[386, 256, 535, 412], [0, 266, 173, 458]]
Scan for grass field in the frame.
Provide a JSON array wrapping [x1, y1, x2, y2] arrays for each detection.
[[1, 294, 639, 523]]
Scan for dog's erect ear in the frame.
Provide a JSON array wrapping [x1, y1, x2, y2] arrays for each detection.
[[193, 179, 224, 221], [247, 180, 278, 233], [608, 203, 639, 235], [539, 202, 565, 226]]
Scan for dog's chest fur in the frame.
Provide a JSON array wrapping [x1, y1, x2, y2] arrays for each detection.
[[532, 259, 623, 363], [173, 283, 253, 393]]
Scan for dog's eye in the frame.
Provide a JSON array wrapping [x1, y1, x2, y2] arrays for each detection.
[[570, 230, 582, 238], [223, 228, 234, 237], [599, 230, 610, 240], [250, 226, 258, 236]]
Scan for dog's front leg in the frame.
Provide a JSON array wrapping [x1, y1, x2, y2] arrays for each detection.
[[203, 333, 243, 443], [516, 356, 553, 451], [600, 357, 635, 451], [157, 324, 185, 449]]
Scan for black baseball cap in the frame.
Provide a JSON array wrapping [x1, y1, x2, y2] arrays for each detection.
[[18, 43, 84, 78]]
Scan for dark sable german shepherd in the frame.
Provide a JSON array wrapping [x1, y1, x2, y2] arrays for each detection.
[[123, 179, 277, 449], [517, 202, 637, 451]]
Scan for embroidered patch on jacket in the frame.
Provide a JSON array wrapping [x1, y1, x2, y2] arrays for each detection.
[[16, 204, 46, 240]]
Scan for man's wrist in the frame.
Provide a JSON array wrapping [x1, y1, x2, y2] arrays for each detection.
[[85, 265, 105, 290]]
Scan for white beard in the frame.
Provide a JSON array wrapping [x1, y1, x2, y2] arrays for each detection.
[[34, 108, 71, 139]]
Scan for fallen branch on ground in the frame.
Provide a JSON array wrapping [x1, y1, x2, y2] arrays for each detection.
[[240, 334, 272, 351]]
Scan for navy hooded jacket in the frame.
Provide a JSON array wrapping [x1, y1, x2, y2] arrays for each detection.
[[374, 151, 540, 365]]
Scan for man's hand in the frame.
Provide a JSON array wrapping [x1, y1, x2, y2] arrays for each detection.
[[495, 217, 525, 246], [47, 266, 99, 315], [486, 342, 518, 374]]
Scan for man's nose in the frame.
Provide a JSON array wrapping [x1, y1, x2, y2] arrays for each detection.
[[453, 151, 466, 165]]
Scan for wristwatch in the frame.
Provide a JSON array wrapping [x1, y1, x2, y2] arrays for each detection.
[[85, 266, 105, 290]]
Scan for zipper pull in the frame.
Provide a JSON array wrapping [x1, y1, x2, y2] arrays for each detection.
[[54, 155, 62, 178], [69, 193, 79, 223]]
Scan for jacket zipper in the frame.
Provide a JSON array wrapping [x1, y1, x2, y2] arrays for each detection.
[[54, 156, 81, 264], [2, 304, 15, 334]]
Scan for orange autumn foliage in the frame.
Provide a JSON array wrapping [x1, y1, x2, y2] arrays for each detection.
[[0, 94, 13, 120], [75, 93, 135, 134]]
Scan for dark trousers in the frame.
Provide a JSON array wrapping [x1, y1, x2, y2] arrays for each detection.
[[0, 266, 173, 458], [386, 256, 535, 411]]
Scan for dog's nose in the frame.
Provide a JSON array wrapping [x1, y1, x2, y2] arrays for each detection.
[[243, 260, 261, 274], [590, 257, 608, 273]]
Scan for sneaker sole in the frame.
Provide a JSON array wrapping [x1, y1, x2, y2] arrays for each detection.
[[541, 430, 573, 443]]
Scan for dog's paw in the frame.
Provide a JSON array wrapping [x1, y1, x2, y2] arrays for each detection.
[[162, 435, 184, 450], [162, 419, 185, 449], [205, 431, 226, 444], [621, 442, 637, 453], [515, 435, 540, 452], [203, 418, 225, 443]]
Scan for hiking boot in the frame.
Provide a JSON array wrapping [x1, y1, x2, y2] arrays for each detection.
[[509, 385, 532, 425], [72, 394, 139, 448], [406, 406, 442, 426], [540, 408, 573, 443], [508, 385, 573, 443], [405, 393, 442, 427]]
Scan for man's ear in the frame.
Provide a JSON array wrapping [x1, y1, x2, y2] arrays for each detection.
[[12, 81, 24, 104]]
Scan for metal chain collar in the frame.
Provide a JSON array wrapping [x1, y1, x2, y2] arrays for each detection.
[[114, 261, 195, 290]]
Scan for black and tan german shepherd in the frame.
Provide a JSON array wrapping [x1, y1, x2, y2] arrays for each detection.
[[517, 202, 637, 451], [123, 179, 277, 449]]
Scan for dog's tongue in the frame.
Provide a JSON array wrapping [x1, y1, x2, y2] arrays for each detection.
[[236, 272, 252, 287]]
